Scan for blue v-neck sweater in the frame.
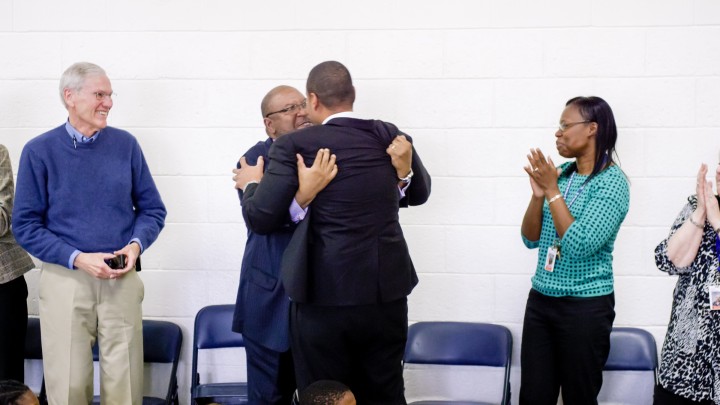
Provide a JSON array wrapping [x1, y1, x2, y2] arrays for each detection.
[[12, 124, 166, 269]]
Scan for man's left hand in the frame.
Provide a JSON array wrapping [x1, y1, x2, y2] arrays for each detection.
[[233, 156, 265, 191], [110, 242, 141, 277], [387, 135, 412, 179]]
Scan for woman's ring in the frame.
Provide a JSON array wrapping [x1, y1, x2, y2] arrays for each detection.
[[533, 167, 539, 172]]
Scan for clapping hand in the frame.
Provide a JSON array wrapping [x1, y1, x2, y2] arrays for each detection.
[[702, 163, 720, 231], [524, 148, 559, 198]]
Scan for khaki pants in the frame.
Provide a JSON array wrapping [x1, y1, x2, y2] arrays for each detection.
[[39, 263, 144, 405]]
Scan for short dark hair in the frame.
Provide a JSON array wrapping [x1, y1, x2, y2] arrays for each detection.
[[565, 96, 619, 178], [0, 380, 33, 405], [299, 380, 351, 405], [306, 61, 355, 109]]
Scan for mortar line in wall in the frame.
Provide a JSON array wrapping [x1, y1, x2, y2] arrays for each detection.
[[7, 24, 713, 34], [6, 126, 718, 131], [2, 75, 719, 81]]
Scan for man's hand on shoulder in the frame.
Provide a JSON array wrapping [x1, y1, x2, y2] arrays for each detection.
[[295, 148, 338, 208], [387, 135, 412, 180], [233, 156, 264, 191]]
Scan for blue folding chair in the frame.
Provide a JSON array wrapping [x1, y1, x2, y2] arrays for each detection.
[[403, 321, 512, 405], [599, 327, 658, 405], [92, 319, 183, 405], [191, 304, 248, 405], [141, 320, 183, 404]]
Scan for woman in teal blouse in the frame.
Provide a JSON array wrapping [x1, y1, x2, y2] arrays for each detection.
[[519, 96, 630, 405]]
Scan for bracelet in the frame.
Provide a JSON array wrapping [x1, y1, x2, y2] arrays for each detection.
[[547, 194, 563, 205], [688, 216, 704, 229], [398, 169, 414, 183]]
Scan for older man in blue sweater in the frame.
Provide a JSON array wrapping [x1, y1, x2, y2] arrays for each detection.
[[12, 62, 166, 405]]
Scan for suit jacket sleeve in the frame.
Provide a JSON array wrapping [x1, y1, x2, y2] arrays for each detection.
[[241, 135, 298, 235]]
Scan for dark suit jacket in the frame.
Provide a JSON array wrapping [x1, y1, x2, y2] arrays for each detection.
[[242, 117, 431, 306], [232, 138, 294, 352]]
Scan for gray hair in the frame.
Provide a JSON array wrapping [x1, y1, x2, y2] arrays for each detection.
[[59, 62, 106, 108]]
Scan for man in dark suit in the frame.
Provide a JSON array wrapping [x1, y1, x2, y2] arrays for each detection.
[[236, 61, 431, 404], [231, 85, 338, 404]]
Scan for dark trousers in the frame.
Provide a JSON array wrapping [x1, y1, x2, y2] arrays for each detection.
[[519, 289, 615, 405], [654, 384, 715, 405], [290, 298, 408, 405], [0, 276, 29, 382], [244, 335, 296, 405]]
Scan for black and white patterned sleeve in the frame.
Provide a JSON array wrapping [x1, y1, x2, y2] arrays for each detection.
[[655, 198, 697, 275]]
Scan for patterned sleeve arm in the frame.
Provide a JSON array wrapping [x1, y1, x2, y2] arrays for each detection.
[[560, 172, 630, 259], [0, 145, 12, 237], [521, 232, 540, 249], [655, 199, 695, 275]]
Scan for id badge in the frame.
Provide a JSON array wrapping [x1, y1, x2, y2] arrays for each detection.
[[710, 285, 720, 311], [544, 246, 558, 272]]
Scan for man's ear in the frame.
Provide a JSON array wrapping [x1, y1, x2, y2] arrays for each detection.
[[263, 117, 275, 138], [63, 88, 74, 108], [307, 92, 319, 111]]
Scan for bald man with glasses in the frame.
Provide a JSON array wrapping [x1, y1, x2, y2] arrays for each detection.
[[231, 85, 338, 404], [235, 61, 431, 404]]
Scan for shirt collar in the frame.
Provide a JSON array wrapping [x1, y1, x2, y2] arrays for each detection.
[[322, 111, 357, 125], [65, 120, 100, 144]]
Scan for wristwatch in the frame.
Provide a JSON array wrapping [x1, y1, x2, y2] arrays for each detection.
[[399, 169, 414, 183]]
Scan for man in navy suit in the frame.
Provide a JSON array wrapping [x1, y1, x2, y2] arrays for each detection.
[[231, 85, 338, 404], [236, 61, 431, 404]]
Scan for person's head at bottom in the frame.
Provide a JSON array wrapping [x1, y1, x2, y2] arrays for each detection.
[[299, 380, 356, 405], [0, 380, 40, 405]]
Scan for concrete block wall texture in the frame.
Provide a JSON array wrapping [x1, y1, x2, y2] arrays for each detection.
[[1, 0, 719, 403]]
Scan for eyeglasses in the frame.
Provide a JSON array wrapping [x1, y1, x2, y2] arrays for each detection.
[[265, 99, 307, 118], [558, 120, 590, 132], [91, 91, 114, 101]]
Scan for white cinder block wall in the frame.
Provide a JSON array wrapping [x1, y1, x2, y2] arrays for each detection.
[[2, 0, 720, 403]]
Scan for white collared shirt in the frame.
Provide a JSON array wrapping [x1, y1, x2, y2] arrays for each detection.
[[322, 111, 357, 125]]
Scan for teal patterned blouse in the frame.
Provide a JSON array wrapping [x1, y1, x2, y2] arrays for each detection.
[[522, 162, 630, 297]]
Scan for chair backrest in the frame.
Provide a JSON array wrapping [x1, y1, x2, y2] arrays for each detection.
[[91, 319, 183, 404], [193, 305, 244, 350], [191, 304, 247, 404], [403, 321, 512, 405], [604, 327, 658, 371], [598, 327, 658, 405], [142, 320, 183, 404]]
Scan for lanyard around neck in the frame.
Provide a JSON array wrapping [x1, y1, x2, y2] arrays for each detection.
[[562, 172, 587, 210], [553, 171, 590, 241]]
